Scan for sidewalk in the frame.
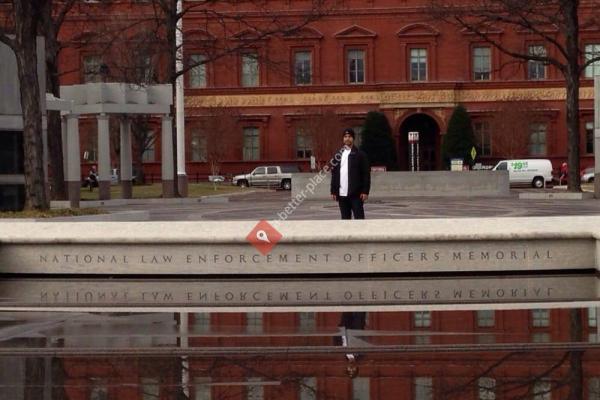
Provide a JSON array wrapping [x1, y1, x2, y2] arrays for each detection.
[[44, 188, 600, 222]]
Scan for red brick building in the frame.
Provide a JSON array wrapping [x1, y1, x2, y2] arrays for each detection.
[[57, 0, 599, 180], [58, 308, 600, 400]]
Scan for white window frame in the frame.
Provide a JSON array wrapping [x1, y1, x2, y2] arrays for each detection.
[[528, 123, 547, 156], [584, 44, 600, 78], [246, 312, 263, 334], [473, 46, 491, 81], [191, 132, 207, 162], [243, 127, 260, 161], [532, 309, 550, 327], [241, 53, 259, 87], [478, 377, 496, 400], [190, 54, 207, 88], [528, 45, 547, 80], [414, 377, 433, 400], [296, 128, 313, 159], [83, 55, 103, 83], [142, 131, 156, 162], [294, 51, 312, 85], [347, 49, 365, 84], [414, 311, 431, 328], [410, 48, 428, 81], [477, 310, 495, 328], [352, 377, 370, 400]]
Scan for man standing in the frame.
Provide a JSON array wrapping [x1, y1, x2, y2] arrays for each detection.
[[330, 128, 370, 219]]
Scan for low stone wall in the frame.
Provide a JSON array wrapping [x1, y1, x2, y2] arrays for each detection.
[[0, 217, 598, 311], [291, 171, 509, 200]]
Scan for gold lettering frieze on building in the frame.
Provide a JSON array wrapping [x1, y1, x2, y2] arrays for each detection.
[[186, 87, 594, 108]]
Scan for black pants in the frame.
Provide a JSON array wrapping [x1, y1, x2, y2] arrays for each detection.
[[338, 194, 365, 219]]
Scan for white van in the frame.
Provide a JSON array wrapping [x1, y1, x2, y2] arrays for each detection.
[[492, 159, 553, 188]]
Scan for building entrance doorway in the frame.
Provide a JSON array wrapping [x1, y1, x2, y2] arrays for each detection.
[[399, 113, 440, 171]]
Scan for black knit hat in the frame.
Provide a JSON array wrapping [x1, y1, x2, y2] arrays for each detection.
[[342, 128, 355, 138]]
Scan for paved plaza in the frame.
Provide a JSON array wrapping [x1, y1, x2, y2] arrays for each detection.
[[48, 188, 600, 221]]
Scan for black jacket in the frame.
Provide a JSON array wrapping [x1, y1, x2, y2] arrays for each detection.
[[330, 146, 371, 196]]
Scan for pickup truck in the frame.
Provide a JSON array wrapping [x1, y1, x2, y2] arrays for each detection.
[[232, 165, 299, 190]]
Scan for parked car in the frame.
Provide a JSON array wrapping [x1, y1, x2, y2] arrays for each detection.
[[231, 165, 299, 190], [492, 159, 553, 188], [581, 167, 595, 183]]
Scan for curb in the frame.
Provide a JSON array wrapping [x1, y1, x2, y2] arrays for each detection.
[[519, 192, 595, 200], [50, 189, 267, 209]]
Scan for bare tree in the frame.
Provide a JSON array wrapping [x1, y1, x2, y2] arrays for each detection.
[[139, 0, 341, 195], [196, 106, 242, 189], [490, 99, 539, 159], [39, 0, 77, 201], [428, 0, 600, 192], [296, 109, 344, 170]]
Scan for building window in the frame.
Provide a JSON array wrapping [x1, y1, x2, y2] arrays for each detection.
[[139, 55, 154, 84], [90, 381, 108, 400], [414, 377, 433, 400], [478, 377, 496, 400], [473, 121, 491, 156], [247, 378, 264, 400], [352, 377, 370, 400], [533, 379, 551, 400], [193, 312, 211, 333], [532, 309, 550, 327], [296, 128, 313, 158], [532, 332, 551, 343], [194, 378, 211, 400], [191, 132, 207, 162], [241, 53, 259, 87], [246, 312, 263, 334], [586, 122, 594, 154], [477, 310, 495, 327], [589, 307, 598, 327], [298, 312, 316, 332], [141, 378, 160, 400], [414, 311, 431, 328], [142, 131, 155, 162], [294, 51, 312, 85], [299, 377, 317, 400], [528, 123, 547, 156], [589, 377, 600, 400], [190, 54, 207, 88], [352, 125, 363, 147], [347, 49, 365, 84], [584, 44, 600, 78], [83, 55, 103, 83], [473, 47, 491, 80], [243, 127, 260, 161], [528, 45, 547, 80], [410, 48, 427, 81]]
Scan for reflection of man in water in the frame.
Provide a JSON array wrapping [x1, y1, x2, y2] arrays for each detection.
[[330, 128, 370, 219]]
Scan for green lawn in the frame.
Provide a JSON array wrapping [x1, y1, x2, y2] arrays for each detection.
[[80, 182, 248, 200], [0, 208, 104, 219]]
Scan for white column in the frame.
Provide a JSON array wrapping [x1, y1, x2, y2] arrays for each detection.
[[65, 114, 81, 208], [61, 116, 68, 184], [176, 0, 188, 196], [594, 75, 600, 198], [120, 118, 133, 199], [162, 115, 175, 197], [97, 113, 111, 200], [42, 116, 49, 188]]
